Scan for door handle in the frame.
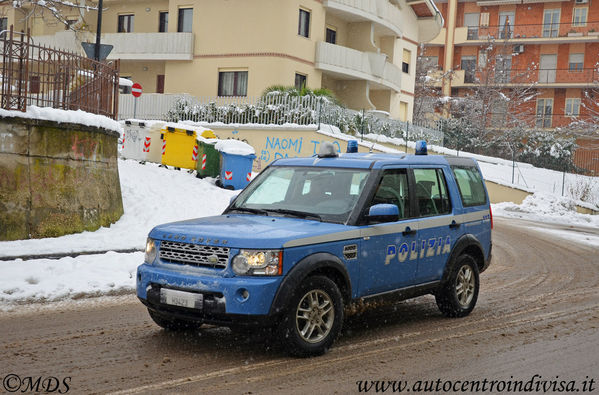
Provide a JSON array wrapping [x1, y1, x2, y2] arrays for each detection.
[[402, 226, 416, 236], [449, 220, 461, 229]]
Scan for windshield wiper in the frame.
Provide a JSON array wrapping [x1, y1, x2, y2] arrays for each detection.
[[227, 207, 269, 216], [266, 209, 323, 222]]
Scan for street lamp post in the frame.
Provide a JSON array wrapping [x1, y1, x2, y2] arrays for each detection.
[[94, 0, 103, 61]]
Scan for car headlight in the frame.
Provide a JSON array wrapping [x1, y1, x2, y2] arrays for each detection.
[[145, 238, 157, 264], [232, 250, 282, 276]]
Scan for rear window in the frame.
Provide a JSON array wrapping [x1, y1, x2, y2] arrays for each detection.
[[451, 166, 487, 207]]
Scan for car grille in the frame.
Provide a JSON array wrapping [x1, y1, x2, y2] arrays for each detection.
[[159, 241, 229, 268]]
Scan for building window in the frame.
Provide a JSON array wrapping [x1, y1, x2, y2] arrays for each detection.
[[464, 13, 479, 40], [569, 53, 584, 72], [118, 14, 134, 33], [542, 9, 560, 38], [298, 9, 310, 38], [399, 101, 408, 122], [178, 8, 193, 32], [499, 11, 514, 39], [565, 98, 580, 117], [295, 73, 307, 90], [495, 55, 511, 83], [536, 98, 553, 128], [402, 49, 411, 74], [159, 12, 168, 32], [572, 8, 587, 27], [218, 71, 248, 96], [421, 56, 439, 70], [0, 17, 8, 38], [461, 56, 476, 83], [156, 75, 165, 94], [326, 27, 336, 44]]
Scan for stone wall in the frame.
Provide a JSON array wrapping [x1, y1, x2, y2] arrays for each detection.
[[0, 117, 123, 241]]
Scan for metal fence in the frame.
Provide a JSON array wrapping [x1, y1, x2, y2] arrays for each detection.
[[119, 93, 445, 146], [0, 26, 120, 119]]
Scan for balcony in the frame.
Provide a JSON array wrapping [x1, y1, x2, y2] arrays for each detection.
[[455, 21, 599, 45], [447, 68, 599, 88], [323, 0, 404, 37], [315, 42, 401, 91], [31, 31, 194, 61], [103, 33, 194, 61]]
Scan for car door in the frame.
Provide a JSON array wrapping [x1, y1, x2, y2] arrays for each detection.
[[358, 168, 419, 296], [412, 167, 463, 283]]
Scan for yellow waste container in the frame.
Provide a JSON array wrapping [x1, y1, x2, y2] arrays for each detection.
[[160, 125, 199, 170]]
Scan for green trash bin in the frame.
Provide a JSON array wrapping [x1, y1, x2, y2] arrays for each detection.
[[196, 137, 220, 178]]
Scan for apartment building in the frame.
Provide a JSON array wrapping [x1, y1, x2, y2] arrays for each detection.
[[421, 0, 599, 171], [1, 0, 442, 121]]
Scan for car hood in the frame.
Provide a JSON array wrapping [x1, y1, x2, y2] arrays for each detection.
[[149, 214, 356, 249]]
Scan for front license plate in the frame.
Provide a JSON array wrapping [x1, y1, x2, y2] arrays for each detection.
[[160, 288, 203, 309]]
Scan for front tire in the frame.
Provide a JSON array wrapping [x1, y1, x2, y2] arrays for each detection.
[[278, 276, 344, 357], [435, 254, 479, 318]]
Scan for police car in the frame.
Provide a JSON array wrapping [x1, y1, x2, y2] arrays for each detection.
[[137, 141, 492, 357]]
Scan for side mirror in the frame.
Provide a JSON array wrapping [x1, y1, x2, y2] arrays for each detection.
[[367, 204, 399, 223]]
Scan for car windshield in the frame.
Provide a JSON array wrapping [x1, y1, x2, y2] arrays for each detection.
[[228, 166, 370, 223]]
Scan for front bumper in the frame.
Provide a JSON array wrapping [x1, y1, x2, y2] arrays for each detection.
[[137, 263, 283, 325]]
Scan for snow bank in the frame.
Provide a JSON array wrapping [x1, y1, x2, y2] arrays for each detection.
[[493, 192, 599, 227], [0, 105, 122, 133], [0, 252, 141, 304]]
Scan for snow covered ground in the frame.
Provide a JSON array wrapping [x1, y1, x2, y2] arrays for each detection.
[[1, 129, 598, 307]]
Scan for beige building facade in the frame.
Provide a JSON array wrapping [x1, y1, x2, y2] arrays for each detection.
[[2, 0, 442, 121]]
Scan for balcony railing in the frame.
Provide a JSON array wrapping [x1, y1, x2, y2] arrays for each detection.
[[465, 21, 599, 41], [102, 32, 194, 60], [315, 41, 401, 91], [451, 68, 599, 86], [323, 0, 403, 36]]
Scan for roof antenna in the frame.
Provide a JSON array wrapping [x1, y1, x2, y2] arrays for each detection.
[[369, 143, 374, 153]]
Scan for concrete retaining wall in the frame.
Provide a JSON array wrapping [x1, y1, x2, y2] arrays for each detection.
[[202, 125, 372, 172], [0, 117, 123, 241]]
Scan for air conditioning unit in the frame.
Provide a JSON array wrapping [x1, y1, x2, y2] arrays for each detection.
[[513, 44, 525, 54], [575, 0, 588, 4]]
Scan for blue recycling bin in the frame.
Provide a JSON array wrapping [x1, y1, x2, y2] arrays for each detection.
[[219, 151, 256, 190]]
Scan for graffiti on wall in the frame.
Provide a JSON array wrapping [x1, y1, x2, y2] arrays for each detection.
[[259, 136, 341, 163]]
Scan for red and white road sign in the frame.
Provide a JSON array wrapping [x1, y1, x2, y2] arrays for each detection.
[[143, 137, 151, 153], [161, 140, 166, 155], [192, 145, 199, 161], [131, 83, 142, 98], [224, 171, 233, 180], [201, 154, 207, 170], [246, 172, 252, 182]]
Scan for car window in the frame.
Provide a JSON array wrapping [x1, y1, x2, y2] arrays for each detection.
[[413, 168, 451, 217], [232, 166, 370, 223], [370, 169, 409, 219], [451, 166, 487, 207]]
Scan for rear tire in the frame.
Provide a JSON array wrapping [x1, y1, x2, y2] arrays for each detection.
[[148, 309, 200, 331], [277, 275, 344, 357], [435, 254, 479, 318]]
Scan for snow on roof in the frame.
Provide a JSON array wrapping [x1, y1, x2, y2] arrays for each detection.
[[215, 139, 256, 156], [0, 105, 122, 133]]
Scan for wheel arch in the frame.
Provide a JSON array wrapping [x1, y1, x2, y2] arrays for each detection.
[[441, 234, 485, 283], [269, 252, 352, 316]]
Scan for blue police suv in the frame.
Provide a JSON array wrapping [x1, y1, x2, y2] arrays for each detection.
[[137, 142, 493, 357]]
